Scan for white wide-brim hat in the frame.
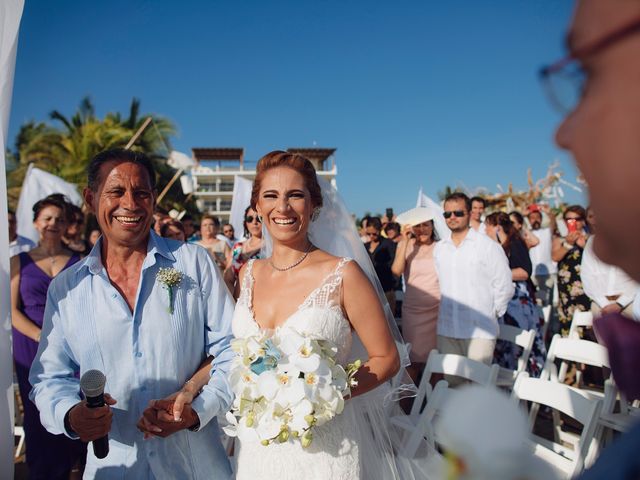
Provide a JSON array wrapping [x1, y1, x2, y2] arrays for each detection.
[[396, 207, 435, 227]]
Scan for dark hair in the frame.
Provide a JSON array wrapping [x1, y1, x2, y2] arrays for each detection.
[[160, 219, 185, 237], [8, 209, 15, 216], [250, 151, 323, 211], [367, 217, 383, 231], [485, 211, 523, 255], [509, 211, 524, 225], [181, 214, 194, 222], [32, 194, 71, 222], [563, 204, 587, 220], [243, 205, 256, 237], [470, 196, 486, 208], [444, 192, 472, 212], [223, 223, 234, 231], [201, 214, 220, 227], [87, 148, 156, 191], [384, 222, 400, 234]]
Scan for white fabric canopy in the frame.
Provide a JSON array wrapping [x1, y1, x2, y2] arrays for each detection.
[[416, 187, 450, 240], [229, 176, 253, 240], [0, 1, 25, 477]]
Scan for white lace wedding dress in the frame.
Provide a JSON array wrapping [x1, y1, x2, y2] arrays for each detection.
[[232, 257, 361, 480]]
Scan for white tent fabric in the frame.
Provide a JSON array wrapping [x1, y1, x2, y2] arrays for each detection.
[[416, 187, 450, 240], [0, 0, 25, 476], [16, 164, 83, 244], [229, 176, 253, 240]]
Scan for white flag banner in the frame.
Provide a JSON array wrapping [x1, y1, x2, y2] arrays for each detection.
[[179, 174, 194, 195], [229, 176, 253, 241], [167, 150, 196, 170], [0, 1, 25, 476], [16, 164, 83, 244], [416, 187, 450, 241]]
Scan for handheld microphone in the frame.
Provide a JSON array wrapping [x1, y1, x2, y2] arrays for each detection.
[[80, 369, 110, 459]]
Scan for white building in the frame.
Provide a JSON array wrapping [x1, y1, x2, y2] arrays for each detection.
[[191, 147, 338, 221]]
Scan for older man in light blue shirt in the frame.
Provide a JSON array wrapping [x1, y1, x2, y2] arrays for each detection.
[[30, 148, 235, 479]]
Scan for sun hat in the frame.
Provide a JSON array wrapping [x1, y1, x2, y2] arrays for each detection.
[[395, 207, 435, 227]]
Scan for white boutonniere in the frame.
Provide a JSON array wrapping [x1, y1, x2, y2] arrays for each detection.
[[156, 267, 183, 314]]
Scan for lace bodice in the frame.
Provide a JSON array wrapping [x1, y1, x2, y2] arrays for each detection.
[[233, 257, 353, 365]]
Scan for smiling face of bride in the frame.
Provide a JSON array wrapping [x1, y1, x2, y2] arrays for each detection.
[[255, 166, 316, 245]]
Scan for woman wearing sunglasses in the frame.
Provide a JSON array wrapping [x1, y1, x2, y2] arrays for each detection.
[[224, 206, 264, 291]]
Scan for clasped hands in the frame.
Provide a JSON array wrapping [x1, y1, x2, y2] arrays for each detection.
[[68, 389, 199, 442]]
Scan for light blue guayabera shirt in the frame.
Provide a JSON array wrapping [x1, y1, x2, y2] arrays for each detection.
[[30, 231, 235, 479]]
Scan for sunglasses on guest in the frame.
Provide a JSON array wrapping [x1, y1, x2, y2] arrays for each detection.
[[443, 210, 466, 219], [245, 215, 261, 223]]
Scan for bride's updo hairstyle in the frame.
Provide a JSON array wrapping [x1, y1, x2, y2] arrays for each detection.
[[251, 150, 323, 210]]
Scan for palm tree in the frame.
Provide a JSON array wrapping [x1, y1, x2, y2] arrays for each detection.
[[7, 97, 194, 211]]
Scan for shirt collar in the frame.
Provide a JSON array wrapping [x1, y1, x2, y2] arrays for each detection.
[[82, 230, 176, 275], [441, 226, 478, 246]]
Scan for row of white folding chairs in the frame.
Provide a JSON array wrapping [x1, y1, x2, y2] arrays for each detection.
[[393, 365, 603, 479]]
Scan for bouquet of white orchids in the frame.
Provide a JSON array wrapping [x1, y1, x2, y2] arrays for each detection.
[[223, 327, 361, 447]]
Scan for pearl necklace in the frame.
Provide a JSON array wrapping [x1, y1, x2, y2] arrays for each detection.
[[269, 243, 314, 272]]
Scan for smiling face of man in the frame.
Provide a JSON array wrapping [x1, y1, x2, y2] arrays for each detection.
[[83, 160, 156, 250], [555, 0, 640, 280]]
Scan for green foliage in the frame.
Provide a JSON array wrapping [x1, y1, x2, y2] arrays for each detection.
[[6, 96, 195, 213]]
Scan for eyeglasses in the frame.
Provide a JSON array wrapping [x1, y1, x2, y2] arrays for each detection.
[[245, 216, 261, 224], [443, 210, 466, 219], [540, 16, 640, 114]]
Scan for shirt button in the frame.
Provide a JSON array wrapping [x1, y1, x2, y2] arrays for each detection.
[[111, 293, 117, 299], [149, 451, 155, 457], [136, 352, 143, 357]]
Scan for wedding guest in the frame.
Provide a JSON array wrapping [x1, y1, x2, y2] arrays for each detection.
[[8, 209, 36, 257], [224, 206, 264, 291], [197, 214, 230, 270], [10, 194, 85, 478], [160, 219, 187, 242], [434, 193, 513, 364], [552, 205, 591, 336], [87, 228, 101, 248], [365, 216, 398, 314], [527, 204, 558, 307], [30, 148, 235, 479], [550, 3, 640, 477], [392, 208, 440, 381], [64, 203, 91, 255], [152, 206, 170, 235], [384, 222, 402, 243], [485, 212, 546, 376], [582, 235, 637, 318], [509, 211, 540, 249], [469, 196, 487, 233], [181, 214, 198, 242], [220, 223, 238, 247]]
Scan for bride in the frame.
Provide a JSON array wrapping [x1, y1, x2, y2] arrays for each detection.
[[229, 151, 431, 479]]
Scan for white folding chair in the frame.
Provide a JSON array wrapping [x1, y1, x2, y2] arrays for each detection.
[[541, 334, 610, 398], [391, 351, 499, 450], [512, 374, 602, 479], [495, 324, 536, 389], [540, 305, 552, 343], [568, 310, 593, 339]]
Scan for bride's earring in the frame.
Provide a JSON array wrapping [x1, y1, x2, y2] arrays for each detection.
[[311, 207, 321, 222]]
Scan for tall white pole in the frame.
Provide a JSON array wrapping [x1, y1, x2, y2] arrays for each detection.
[[0, 1, 26, 477]]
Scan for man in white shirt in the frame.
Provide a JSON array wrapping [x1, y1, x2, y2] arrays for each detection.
[[470, 196, 487, 234], [527, 206, 557, 307], [8, 210, 36, 257], [582, 236, 638, 318], [434, 193, 514, 364]]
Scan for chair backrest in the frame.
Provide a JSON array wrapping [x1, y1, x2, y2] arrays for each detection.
[[512, 374, 603, 478], [569, 310, 594, 339], [540, 305, 552, 340], [497, 324, 536, 374], [541, 334, 610, 383], [401, 379, 450, 456], [411, 350, 499, 416]]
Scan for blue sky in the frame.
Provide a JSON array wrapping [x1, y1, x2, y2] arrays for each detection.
[[8, 0, 583, 216]]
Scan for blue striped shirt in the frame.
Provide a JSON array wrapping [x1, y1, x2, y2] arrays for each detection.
[[30, 231, 234, 479]]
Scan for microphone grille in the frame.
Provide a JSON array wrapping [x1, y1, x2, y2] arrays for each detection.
[[80, 369, 106, 398]]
